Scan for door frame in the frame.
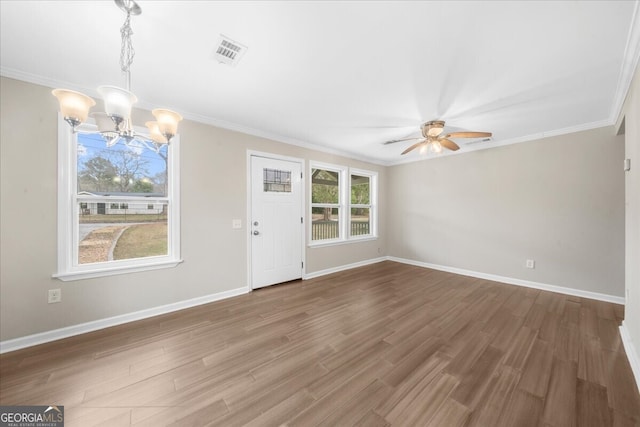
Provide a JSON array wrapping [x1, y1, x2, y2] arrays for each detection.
[[246, 150, 306, 290]]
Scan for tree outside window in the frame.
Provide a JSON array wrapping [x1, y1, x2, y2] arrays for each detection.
[[310, 163, 377, 243]]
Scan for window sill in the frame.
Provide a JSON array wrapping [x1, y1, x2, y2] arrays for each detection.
[[53, 259, 183, 282], [308, 236, 378, 248]]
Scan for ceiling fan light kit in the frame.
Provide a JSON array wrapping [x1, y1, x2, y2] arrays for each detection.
[[428, 141, 442, 154], [388, 120, 492, 156], [52, 0, 182, 151]]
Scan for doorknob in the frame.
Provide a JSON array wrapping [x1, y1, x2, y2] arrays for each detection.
[[253, 230, 260, 236]]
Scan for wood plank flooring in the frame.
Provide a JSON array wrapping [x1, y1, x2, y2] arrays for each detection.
[[1, 261, 639, 426]]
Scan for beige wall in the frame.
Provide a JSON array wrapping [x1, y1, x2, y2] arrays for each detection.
[[0, 77, 386, 341], [387, 127, 625, 297], [0, 73, 630, 345], [620, 65, 640, 362]]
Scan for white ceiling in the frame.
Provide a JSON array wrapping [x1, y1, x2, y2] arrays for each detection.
[[1, 1, 639, 165]]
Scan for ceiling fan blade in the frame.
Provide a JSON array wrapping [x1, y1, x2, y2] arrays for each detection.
[[443, 131, 492, 139], [401, 141, 425, 155], [439, 138, 460, 151], [384, 137, 422, 145]]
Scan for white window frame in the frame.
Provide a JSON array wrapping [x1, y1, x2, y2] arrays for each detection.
[[310, 163, 345, 245], [53, 115, 182, 281], [309, 161, 378, 247], [349, 168, 378, 241]]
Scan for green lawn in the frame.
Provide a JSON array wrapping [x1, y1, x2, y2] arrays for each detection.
[[113, 223, 167, 260], [80, 214, 167, 224]]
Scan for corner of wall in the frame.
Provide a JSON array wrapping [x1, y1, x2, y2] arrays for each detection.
[[620, 321, 640, 393]]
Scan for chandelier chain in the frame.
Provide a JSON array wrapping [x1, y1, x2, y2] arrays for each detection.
[[120, 11, 135, 75]]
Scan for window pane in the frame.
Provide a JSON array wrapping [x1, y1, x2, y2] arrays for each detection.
[[263, 168, 291, 192], [78, 200, 168, 264], [311, 207, 339, 240], [77, 133, 168, 197], [350, 208, 370, 236], [351, 174, 370, 204], [312, 169, 339, 204]]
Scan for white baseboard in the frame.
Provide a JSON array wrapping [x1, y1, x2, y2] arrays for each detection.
[[387, 256, 626, 305], [1, 257, 626, 354], [0, 286, 250, 354], [620, 321, 640, 393], [303, 257, 387, 280]]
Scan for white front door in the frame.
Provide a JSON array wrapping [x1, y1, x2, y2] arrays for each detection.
[[250, 155, 303, 289]]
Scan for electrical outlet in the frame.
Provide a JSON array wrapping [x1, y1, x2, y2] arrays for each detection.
[[526, 259, 535, 269], [48, 288, 62, 304], [232, 219, 242, 229]]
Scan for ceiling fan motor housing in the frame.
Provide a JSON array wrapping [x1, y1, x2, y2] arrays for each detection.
[[422, 120, 445, 137]]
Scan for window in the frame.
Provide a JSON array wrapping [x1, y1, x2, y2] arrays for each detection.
[[310, 162, 377, 244], [350, 173, 371, 237], [263, 168, 292, 192], [311, 167, 341, 241], [54, 116, 181, 281]]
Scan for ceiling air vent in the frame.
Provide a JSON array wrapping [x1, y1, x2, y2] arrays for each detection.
[[213, 35, 247, 66]]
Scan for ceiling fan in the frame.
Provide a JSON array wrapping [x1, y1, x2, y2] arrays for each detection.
[[384, 120, 492, 155]]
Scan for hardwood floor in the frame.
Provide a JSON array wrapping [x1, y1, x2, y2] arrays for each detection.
[[1, 261, 639, 426]]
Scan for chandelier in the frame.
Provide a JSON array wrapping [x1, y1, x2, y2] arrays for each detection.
[[52, 0, 182, 151]]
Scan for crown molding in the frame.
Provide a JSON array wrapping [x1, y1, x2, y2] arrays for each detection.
[[387, 118, 614, 167], [0, 66, 390, 167], [0, 63, 622, 169], [610, 0, 640, 123]]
